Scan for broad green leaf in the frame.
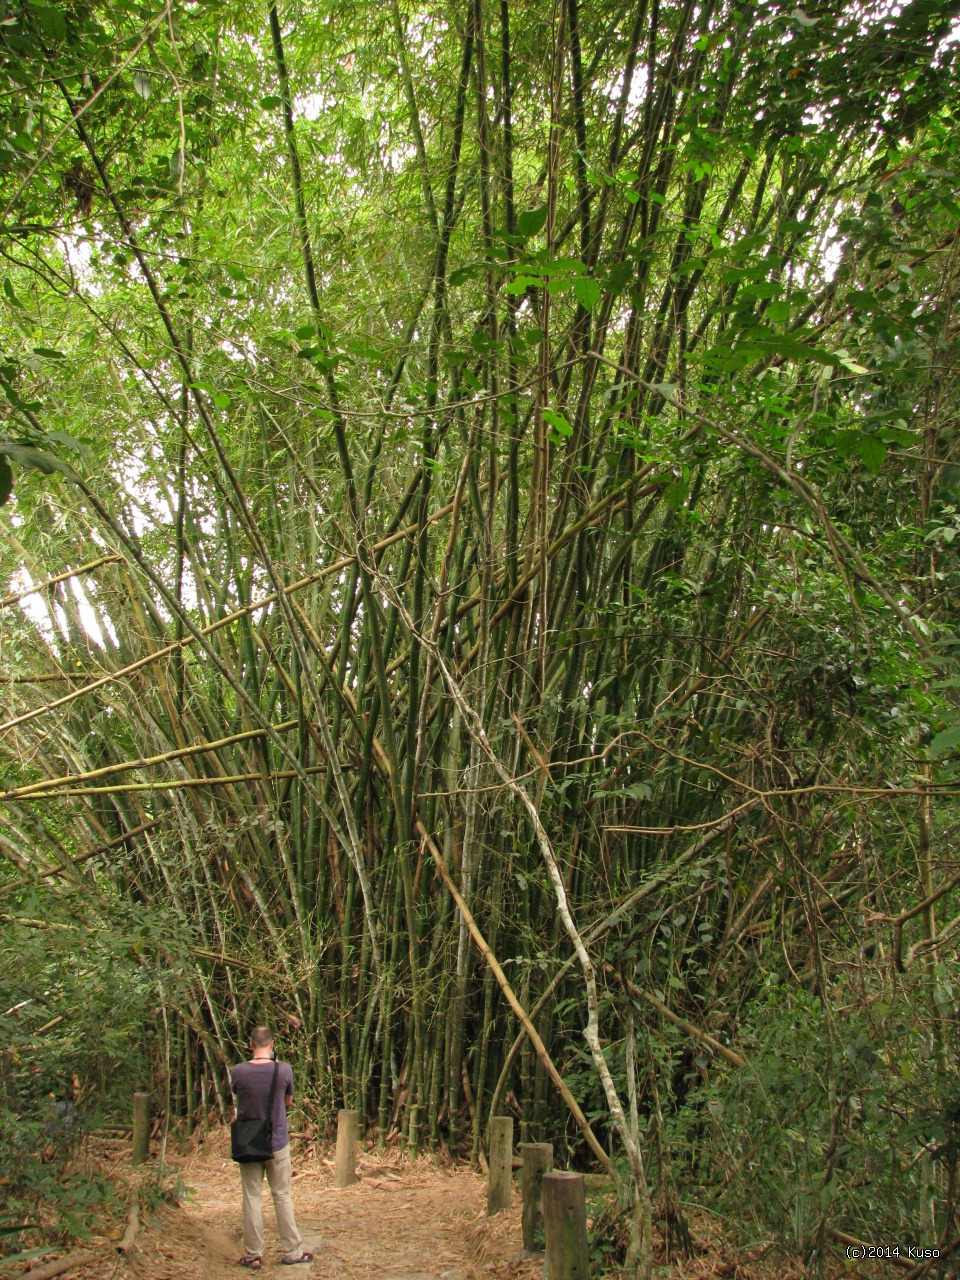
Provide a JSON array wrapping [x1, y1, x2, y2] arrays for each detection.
[[652, 381, 678, 402], [930, 727, 960, 759], [573, 276, 602, 310], [833, 429, 860, 459], [543, 408, 573, 437], [30, 2, 65, 40], [0, 443, 73, 477], [516, 205, 548, 237], [45, 431, 83, 451], [741, 281, 781, 300], [758, 332, 841, 366], [607, 261, 633, 293], [535, 258, 584, 277], [878, 425, 918, 447], [837, 349, 869, 375], [505, 275, 538, 295], [858, 434, 886, 472], [133, 70, 152, 100], [621, 782, 651, 800]]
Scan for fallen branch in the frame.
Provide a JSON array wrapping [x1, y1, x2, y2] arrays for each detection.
[[116, 1206, 139, 1255], [20, 1253, 96, 1280], [0, 916, 73, 932], [0, 720, 298, 801]]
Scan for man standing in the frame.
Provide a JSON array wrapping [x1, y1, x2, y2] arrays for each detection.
[[231, 1027, 313, 1269]]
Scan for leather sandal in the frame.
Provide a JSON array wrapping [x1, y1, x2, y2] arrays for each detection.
[[281, 1253, 314, 1266], [238, 1257, 262, 1269]]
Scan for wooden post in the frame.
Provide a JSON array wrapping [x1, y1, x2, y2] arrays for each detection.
[[333, 1108, 358, 1187], [542, 1171, 589, 1280], [131, 1092, 150, 1165], [520, 1142, 553, 1251], [487, 1115, 513, 1215]]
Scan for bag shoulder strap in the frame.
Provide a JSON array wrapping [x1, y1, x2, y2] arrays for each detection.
[[266, 1060, 280, 1113]]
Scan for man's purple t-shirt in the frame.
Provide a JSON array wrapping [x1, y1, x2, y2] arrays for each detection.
[[230, 1060, 294, 1153]]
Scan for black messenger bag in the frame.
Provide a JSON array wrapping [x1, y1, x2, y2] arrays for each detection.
[[231, 1061, 279, 1163]]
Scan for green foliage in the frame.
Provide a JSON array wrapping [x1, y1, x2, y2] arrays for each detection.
[[658, 973, 960, 1250], [0, 895, 157, 1253]]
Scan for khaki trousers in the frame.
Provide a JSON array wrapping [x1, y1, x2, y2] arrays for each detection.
[[239, 1144, 303, 1259]]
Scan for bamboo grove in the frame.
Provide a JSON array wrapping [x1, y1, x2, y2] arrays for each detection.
[[3, 0, 960, 1267]]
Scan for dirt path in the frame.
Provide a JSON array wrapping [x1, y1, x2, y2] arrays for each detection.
[[119, 1132, 506, 1280]]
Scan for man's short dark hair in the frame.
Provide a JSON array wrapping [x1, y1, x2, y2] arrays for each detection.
[[250, 1026, 275, 1048]]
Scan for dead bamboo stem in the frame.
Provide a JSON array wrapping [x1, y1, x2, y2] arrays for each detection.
[[0, 553, 122, 610], [6, 819, 161, 890], [0, 721, 299, 800]]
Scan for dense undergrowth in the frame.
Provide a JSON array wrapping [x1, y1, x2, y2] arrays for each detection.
[[0, 908, 152, 1252]]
